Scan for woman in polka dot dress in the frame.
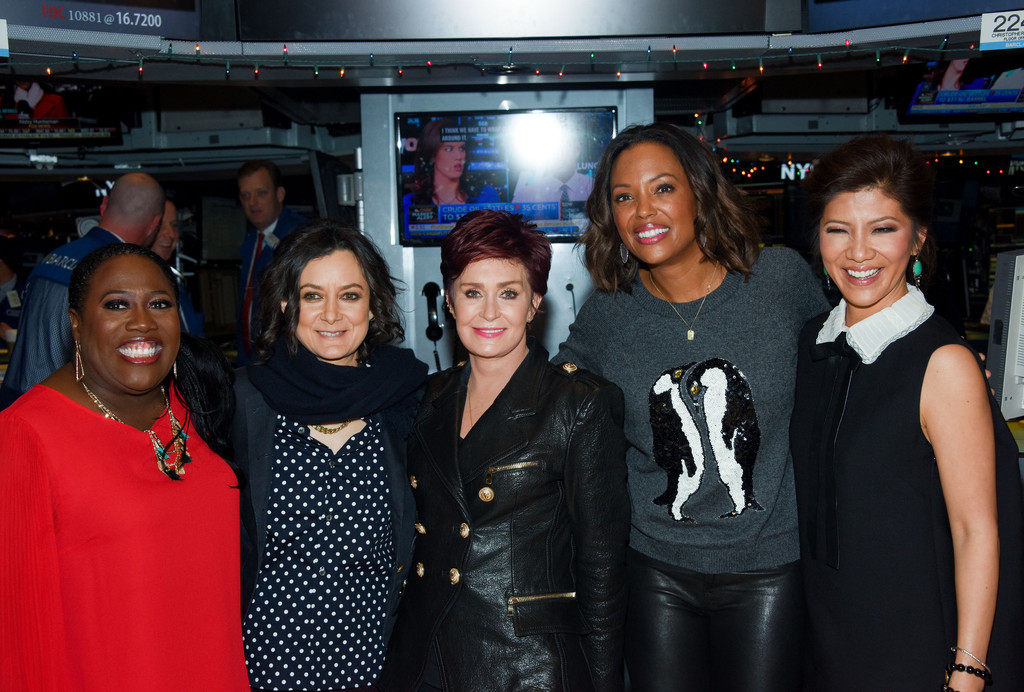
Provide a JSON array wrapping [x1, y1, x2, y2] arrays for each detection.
[[232, 220, 428, 692]]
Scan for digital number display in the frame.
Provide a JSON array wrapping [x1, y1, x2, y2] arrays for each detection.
[[5, 1, 197, 38]]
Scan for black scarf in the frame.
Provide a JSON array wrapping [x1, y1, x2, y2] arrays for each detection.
[[247, 338, 427, 426]]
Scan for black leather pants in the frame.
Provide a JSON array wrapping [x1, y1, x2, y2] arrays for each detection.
[[624, 549, 804, 692]]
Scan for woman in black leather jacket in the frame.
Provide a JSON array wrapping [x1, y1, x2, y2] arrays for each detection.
[[378, 210, 630, 692]]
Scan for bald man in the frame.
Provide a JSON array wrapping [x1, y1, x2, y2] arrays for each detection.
[[0, 172, 165, 408]]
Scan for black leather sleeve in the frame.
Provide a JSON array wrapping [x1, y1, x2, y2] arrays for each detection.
[[562, 378, 630, 692]]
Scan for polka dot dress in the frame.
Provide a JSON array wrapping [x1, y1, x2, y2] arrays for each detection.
[[244, 415, 393, 691]]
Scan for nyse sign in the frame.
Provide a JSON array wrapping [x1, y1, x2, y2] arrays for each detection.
[[780, 162, 813, 180]]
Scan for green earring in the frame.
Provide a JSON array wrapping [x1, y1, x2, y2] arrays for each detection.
[[823, 267, 831, 290], [912, 256, 922, 288]]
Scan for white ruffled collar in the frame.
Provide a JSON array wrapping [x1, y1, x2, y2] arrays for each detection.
[[816, 284, 934, 364]]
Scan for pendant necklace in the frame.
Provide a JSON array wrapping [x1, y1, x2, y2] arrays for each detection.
[[81, 382, 190, 480], [649, 264, 719, 341], [464, 384, 476, 430]]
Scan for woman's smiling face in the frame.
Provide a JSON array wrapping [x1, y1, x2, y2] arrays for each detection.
[[610, 141, 705, 273], [71, 254, 180, 401], [448, 257, 541, 367], [290, 250, 371, 367], [819, 187, 926, 325]]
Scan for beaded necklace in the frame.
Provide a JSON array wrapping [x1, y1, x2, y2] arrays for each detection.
[[81, 382, 190, 480]]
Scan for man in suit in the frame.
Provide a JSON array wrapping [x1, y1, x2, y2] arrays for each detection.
[[236, 160, 305, 363]]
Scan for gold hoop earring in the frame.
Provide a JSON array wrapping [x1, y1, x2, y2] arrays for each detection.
[[74, 341, 84, 382], [173, 361, 178, 380]]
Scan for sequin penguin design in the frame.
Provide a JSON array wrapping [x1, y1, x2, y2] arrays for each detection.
[[649, 358, 763, 522]]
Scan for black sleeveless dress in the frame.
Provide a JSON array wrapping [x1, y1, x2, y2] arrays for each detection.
[[790, 312, 1023, 691]]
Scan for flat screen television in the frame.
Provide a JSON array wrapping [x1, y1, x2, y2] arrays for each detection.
[[0, 81, 122, 147], [905, 57, 1024, 120], [395, 107, 617, 246], [987, 248, 1024, 420]]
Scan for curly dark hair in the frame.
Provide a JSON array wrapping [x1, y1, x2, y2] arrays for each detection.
[[803, 134, 936, 286], [252, 219, 405, 363], [581, 122, 763, 293]]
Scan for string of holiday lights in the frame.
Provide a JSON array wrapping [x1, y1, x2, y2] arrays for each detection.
[[0, 39, 979, 81]]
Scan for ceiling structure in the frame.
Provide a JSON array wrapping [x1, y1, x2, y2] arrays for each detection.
[[1, 10, 1022, 180]]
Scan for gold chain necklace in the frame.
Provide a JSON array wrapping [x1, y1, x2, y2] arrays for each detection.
[[648, 264, 719, 342], [310, 420, 355, 435], [81, 382, 190, 480], [465, 385, 476, 429]]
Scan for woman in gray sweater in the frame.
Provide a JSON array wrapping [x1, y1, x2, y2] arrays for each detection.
[[556, 123, 827, 691]]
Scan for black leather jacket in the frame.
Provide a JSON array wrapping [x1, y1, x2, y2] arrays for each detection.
[[379, 342, 630, 692]]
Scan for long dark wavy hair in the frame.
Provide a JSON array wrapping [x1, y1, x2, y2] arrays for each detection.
[[68, 243, 236, 464], [408, 118, 486, 204], [252, 219, 405, 363], [803, 134, 936, 286], [581, 122, 763, 293]]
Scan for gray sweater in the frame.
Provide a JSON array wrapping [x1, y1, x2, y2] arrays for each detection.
[[556, 247, 828, 573]]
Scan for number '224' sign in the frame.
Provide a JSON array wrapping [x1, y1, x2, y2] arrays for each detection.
[[981, 10, 1024, 51]]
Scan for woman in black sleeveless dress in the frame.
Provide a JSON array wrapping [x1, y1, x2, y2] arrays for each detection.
[[791, 135, 1023, 692]]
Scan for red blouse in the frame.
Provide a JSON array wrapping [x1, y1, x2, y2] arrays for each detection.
[[0, 385, 249, 692]]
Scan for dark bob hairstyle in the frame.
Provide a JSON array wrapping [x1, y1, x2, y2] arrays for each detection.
[[253, 219, 405, 363], [582, 122, 763, 293], [440, 209, 552, 297], [803, 134, 936, 285]]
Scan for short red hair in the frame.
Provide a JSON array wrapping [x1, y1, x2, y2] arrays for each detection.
[[440, 210, 552, 297]]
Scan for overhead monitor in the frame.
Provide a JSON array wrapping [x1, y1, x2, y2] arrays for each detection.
[[239, 0, 796, 41], [0, 80, 121, 147], [395, 107, 616, 247], [903, 57, 1024, 121], [807, 0, 1016, 33]]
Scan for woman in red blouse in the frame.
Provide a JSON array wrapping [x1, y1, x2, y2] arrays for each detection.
[[0, 243, 249, 691]]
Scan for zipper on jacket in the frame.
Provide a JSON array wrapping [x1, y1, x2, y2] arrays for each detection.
[[485, 460, 540, 485], [506, 591, 576, 616]]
